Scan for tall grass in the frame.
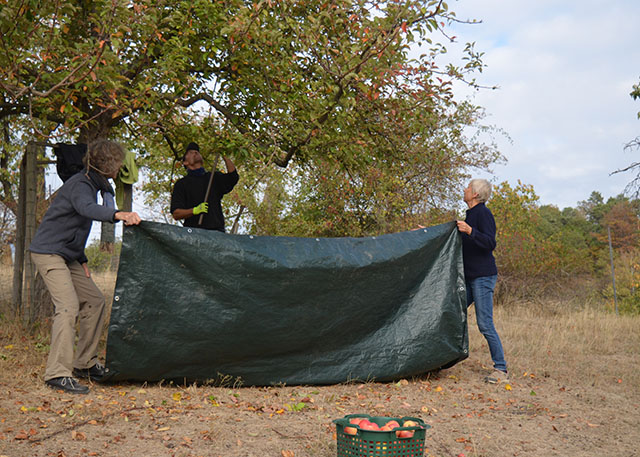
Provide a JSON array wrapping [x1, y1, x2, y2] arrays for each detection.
[[468, 301, 640, 387]]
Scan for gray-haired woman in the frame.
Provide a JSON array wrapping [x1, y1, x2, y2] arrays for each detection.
[[30, 139, 141, 394], [456, 179, 508, 384]]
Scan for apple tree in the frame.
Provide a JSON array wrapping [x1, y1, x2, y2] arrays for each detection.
[[1, 0, 502, 239]]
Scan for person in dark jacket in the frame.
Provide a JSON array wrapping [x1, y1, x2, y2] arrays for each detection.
[[456, 178, 508, 384], [30, 139, 141, 394], [170, 142, 238, 232]]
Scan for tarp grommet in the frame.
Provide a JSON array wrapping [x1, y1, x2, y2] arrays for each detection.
[[187, 228, 193, 233], [114, 296, 120, 301]]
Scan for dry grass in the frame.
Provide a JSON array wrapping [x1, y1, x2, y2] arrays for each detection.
[[480, 303, 640, 387]]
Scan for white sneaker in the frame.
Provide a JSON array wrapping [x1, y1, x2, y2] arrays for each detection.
[[485, 370, 509, 384]]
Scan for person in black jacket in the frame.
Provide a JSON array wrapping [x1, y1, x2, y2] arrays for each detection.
[[170, 142, 238, 232], [30, 139, 141, 394], [456, 179, 508, 384]]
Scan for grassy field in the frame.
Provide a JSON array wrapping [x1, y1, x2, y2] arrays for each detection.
[[1, 266, 638, 456]]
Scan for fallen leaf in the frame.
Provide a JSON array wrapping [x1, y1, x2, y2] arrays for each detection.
[[587, 422, 600, 427], [71, 430, 86, 441], [282, 450, 295, 457], [157, 427, 170, 432], [504, 384, 512, 391]]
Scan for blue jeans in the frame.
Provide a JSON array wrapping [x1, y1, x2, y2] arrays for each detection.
[[466, 275, 507, 372]]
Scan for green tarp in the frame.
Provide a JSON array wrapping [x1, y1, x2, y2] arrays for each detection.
[[104, 221, 468, 386]]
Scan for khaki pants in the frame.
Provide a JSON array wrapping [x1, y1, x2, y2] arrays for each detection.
[[31, 253, 106, 381]]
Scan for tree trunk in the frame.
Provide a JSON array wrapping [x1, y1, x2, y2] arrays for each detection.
[[100, 220, 116, 252], [20, 142, 39, 325], [11, 155, 27, 315]]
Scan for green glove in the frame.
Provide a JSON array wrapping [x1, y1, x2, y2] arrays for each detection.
[[193, 202, 208, 215]]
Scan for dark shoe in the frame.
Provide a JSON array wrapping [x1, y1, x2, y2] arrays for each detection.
[[73, 362, 108, 382], [45, 377, 89, 394]]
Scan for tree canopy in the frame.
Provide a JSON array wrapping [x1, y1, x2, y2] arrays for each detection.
[[1, 0, 502, 236]]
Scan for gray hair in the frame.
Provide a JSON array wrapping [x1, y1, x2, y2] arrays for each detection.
[[83, 139, 125, 177], [470, 179, 492, 203]]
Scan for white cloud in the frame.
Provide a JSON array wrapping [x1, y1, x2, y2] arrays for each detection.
[[440, 0, 640, 208]]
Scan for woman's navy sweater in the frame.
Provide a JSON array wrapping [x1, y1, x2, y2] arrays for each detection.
[[461, 203, 498, 280]]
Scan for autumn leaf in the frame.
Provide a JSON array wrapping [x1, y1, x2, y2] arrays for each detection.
[[282, 450, 295, 457]]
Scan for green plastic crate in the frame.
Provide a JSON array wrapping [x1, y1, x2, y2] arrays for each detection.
[[333, 414, 430, 457]]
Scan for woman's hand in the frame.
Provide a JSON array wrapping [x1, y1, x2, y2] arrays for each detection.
[[115, 211, 142, 226], [456, 220, 472, 235]]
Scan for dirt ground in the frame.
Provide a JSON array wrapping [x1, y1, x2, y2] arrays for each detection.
[[1, 337, 638, 457]]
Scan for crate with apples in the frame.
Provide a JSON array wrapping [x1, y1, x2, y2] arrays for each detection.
[[333, 414, 429, 457]]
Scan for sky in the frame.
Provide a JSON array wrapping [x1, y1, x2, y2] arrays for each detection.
[[441, 0, 640, 209]]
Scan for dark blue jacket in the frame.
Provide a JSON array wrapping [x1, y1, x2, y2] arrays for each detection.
[[29, 170, 119, 264], [461, 203, 498, 280]]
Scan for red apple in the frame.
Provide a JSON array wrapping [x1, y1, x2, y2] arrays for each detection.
[[384, 420, 400, 429], [359, 420, 380, 431], [380, 425, 393, 431], [402, 420, 419, 428], [344, 426, 358, 435], [396, 430, 414, 438], [349, 417, 366, 425]]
